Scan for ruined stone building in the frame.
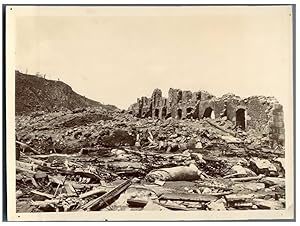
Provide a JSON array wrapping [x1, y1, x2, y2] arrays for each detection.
[[128, 88, 285, 146]]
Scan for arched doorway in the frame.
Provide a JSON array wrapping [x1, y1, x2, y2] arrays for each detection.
[[186, 107, 193, 119], [187, 107, 193, 114], [236, 109, 246, 130], [221, 109, 227, 118], [177, 109, 182, 119], [154, 109, 159, 118], [178, 91, 182, 102], [203, 107, 213, 118], [161, 107, 167, 119]]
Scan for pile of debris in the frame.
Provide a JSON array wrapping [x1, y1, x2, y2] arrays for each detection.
[[15, 109, 285, 212]]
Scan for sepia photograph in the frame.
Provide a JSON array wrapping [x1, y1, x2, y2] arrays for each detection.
[[4, 4, 294, 221]]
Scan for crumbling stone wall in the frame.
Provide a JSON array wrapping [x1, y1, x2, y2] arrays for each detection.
[[128, 88, 285, 146], [270, 103, 285, 146], [245, 96, 285, 146]]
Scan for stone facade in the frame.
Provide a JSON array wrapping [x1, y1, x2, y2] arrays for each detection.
[[128, 88, 285, 146]]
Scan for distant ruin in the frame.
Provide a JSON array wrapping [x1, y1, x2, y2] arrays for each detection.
[[128, 88, 285, 146]]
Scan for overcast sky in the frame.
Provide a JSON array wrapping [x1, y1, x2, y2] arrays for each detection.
[[15, 6, 292, 109]]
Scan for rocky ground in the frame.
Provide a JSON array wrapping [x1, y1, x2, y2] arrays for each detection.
[[15, 107, 285, 212]]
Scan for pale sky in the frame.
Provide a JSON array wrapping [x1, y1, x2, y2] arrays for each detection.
[[14, 6, 293, 109]]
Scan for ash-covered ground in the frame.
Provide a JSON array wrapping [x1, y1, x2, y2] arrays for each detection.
[[15, 107, 285, 212]]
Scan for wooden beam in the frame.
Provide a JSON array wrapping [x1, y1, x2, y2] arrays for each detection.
[[31, 190, 54, 199], [16, 141, 41, 155], [80, 179, 132, 211], [79, 187, 109, 199], [230, 174, 265, 182]]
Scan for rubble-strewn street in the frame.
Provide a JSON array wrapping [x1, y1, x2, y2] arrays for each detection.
[[15, 107, 285, 212]]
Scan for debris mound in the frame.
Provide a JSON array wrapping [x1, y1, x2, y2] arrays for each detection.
[[16, 107, 285, 212]]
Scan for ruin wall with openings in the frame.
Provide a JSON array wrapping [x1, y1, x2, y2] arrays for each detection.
[[128, 88, 285, 147]]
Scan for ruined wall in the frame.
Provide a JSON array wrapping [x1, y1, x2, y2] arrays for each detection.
[[270, 103, 285, 146], [128, 88, 285, 146], [245, 96, 285, 146]]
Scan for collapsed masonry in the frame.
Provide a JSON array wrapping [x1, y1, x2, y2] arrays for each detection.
[[128, 88, 285, 146]]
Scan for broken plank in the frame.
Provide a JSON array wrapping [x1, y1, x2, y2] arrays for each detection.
[[31, 178, 39, 188], [16, 141, 41, 155], [16, 166, 36, 175], [223, 173, 245, 179], [230, 174, 265, 182], [80, 179, 132, 211], [159, 193, 217, 202], [31, 190, 54, 199], [79, 187, 109, 199]]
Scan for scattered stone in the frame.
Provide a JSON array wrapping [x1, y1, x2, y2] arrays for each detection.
[[221, 136, 242, 144], [34, 171, 48, 180], [15, 89, 286, 213], [16, 190, 23, 199], [154, 180, 165, 186], [231, 182, 265, 192], [207, 198, 227, 211], [274, 157, 285, 172], [202, 187, 212, 194], [225, 193, 254, 202], [260, 177, 285, 188], [191, 153, 206, 164], [252, 199, 284, 210], [195, 142, 203, 149], [249, 157, 278, 176], [143, 200, 171, 211], [73, 131, 82, 139]]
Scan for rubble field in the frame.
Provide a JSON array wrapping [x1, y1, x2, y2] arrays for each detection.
[[15, 108, 285, 212]]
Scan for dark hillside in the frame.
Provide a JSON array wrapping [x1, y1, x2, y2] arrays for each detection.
[[15, 70, 118, 115]]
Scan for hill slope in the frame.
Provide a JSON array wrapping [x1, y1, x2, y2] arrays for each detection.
[[15, 70, 117, 115]]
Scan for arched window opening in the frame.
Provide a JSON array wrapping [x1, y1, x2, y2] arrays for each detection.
[[186, 107, 194, 119], [187, 107, 193, 114], [236, 108, 246, 130], [203, 107, 213, 118], [221, 109, 227, 118], [161, 107, 167, 119], [154, 109, 159, 118], [177, 109, 182, 119]]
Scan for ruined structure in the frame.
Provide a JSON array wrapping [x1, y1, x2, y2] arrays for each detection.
[[128, 88, 285, 146]]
